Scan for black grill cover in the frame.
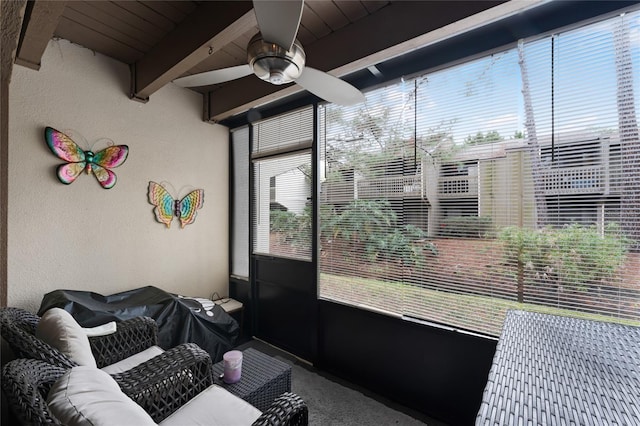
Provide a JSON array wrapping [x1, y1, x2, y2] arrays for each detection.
[[38, 286, 239, 363]]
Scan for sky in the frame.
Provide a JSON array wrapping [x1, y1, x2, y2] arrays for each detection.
[[322, 9, 640, 150]]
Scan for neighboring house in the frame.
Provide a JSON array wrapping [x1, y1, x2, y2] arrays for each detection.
[[270, 169, 311, 215], [320, 131, 623, 236]]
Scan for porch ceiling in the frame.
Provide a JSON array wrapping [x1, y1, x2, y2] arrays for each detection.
[[12, 0, 505, 122], [10, 1, 638, 124]]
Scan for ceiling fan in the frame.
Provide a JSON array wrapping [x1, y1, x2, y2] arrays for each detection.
[[173, 0, 365, 106]]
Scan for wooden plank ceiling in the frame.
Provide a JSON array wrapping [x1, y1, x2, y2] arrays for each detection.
[[15, 0, 505, 123]]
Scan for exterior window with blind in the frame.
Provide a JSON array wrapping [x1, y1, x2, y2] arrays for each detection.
[[231, 127, 250, 278], [252, 107, 314, 261], [318, 11, 640, 336]]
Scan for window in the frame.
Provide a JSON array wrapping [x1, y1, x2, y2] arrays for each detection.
[[318, 11, 640, 336], [252, 107, 314, 262], [231, 127, 250, 278]]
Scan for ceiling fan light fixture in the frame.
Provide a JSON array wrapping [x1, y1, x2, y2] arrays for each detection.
[[175, 1, 364, 107], [267, 70, 286, 85], [247, 33, 305, 85]]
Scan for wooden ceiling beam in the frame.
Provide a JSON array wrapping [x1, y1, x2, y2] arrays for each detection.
[[130, 1, 254, 102], [206, 1, 509, 122], [15, 0, 67, 70], [1, 0, 27, 81]]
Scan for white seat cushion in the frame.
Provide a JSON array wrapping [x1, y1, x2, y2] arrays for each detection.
[[36, 308, 97, 367], [47, 366, 156, 426], [101, 345, 164, 375], [159, 385, 262, 426]]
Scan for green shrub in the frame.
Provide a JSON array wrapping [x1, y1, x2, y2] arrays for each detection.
[[269, 207, 313, 249], [498, 223, 629, 292], [270, 210, 299, 233], [321, 200, 437, 267], [552, 223, 629, 289], [439, 216, 494, 238]]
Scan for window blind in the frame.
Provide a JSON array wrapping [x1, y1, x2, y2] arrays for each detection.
[[253, 107, 314, 158], [231, 127, 250, 278], [318, 10, 640, 336]]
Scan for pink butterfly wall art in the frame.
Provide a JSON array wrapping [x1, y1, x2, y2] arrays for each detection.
[[45, 127, 129, 189], [148, 181, 204, 229]]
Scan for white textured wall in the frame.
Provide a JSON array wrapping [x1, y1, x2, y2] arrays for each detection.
[[8, 39, 229, 312]]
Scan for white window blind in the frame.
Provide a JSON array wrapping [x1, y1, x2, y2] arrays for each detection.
[[231, 127, 249, 278], [318, 10, 640, 336], [253, 107, 314, 158]]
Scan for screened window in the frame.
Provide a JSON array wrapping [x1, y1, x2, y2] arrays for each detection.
[[318, 11, 640, 336], [252, 107, 314, 261], [231, 127, 249, 278]]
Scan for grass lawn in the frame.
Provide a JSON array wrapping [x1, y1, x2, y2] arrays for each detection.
[[320, 273, 640, 336]]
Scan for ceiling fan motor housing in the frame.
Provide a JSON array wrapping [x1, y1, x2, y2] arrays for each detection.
[[247, 34, 306, 85]]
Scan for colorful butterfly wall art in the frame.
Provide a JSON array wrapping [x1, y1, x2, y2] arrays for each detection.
[[45, 127, 129, 189], [148, 181, 204, 229]]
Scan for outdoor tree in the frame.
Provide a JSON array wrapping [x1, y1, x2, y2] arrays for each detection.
[[319, 87, 445, 271], [518, 39, 549, 227], [464, 130, 503, 145], [614, 15, 640, 251]]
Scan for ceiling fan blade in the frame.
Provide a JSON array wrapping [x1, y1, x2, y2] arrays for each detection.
[[296, 67, 365, 106], [253, 0, 304, 51], [173, 65, 253, 87]]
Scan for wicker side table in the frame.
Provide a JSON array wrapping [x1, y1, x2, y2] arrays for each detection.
[[213, 347, 292, 412], [476, 310, 640, 425]]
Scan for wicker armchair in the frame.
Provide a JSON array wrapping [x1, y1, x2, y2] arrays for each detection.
[[0, 306, 158, 369], [2, 351, 308, 425]]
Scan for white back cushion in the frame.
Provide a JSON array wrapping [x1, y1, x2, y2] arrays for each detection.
[[36, 308, 97, 367], [47, 366, 156, 426]]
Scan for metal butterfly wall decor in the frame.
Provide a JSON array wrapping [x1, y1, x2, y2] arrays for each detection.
[[45, 126, 129, 189], [148, 181, 204, 229]]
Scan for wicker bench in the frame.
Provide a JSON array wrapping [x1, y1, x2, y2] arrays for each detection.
[[213, 348, 292, 412]]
